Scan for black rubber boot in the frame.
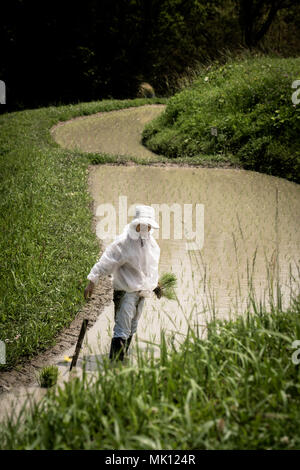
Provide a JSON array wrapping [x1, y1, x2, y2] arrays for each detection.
[[109, 337, 126, 362], [125, 335, 133, 353]]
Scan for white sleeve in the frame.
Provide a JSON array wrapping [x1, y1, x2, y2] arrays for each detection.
[[87, 242, 124, 285]]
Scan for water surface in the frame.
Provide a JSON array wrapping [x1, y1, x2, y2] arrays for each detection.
[[88, 164, 300, 347]]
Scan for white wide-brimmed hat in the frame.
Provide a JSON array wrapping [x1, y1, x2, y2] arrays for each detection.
[[130, 205, 159, 229]]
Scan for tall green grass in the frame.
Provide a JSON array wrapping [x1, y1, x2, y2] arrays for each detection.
[[0, 291, 299, 450], [142, 54, 300, 183]]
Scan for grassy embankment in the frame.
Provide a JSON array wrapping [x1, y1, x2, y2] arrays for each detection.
[[142, 55, 300, 183]]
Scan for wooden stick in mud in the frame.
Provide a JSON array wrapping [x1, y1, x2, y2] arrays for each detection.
[[70, 319, 89, 371]]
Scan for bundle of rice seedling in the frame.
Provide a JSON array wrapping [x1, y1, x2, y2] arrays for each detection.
[[154, 272, 177, 300]]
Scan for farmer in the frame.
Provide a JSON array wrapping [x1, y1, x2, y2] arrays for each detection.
[[84, 205, 160, 361]]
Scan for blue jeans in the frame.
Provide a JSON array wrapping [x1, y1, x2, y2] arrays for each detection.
[[113, 290, 145, 340]]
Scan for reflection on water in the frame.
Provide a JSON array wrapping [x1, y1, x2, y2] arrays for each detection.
[[89, 165, 300, 344]]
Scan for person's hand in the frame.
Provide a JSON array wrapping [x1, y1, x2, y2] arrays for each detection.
[[153, 284, 162, 299], [84, 280, 95, 300]]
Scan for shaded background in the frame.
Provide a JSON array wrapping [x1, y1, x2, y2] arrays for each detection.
[[1, 0, 300, 112]]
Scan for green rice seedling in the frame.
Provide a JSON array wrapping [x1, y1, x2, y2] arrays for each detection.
[[154, 272, 177, 300], [37, 365, 59, 388]]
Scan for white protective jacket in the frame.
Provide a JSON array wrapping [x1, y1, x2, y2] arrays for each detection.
[[87, 222, 160, 294]]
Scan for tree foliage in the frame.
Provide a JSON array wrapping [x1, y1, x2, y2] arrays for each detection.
[[1, 0, 299, 110], [238, 0, 299, 47]]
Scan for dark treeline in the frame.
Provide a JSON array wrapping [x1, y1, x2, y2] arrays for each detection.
[[1, 0, 300, 112]]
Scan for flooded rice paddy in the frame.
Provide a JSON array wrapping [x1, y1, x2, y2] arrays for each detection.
[[86, 164, 300, 356]]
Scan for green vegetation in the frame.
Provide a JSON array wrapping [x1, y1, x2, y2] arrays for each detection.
[[37, 365, 59, 388], [1, 294, 299, 450], [142, 55, 300, 183], [0, 98, 166, 371], [157, 272, 177, 300]]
